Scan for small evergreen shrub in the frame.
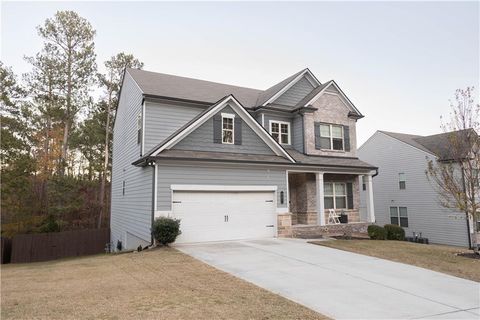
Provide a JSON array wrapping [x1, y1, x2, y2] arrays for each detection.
[[367, 225, 386, 240], [384, 224, 405, 241], [152, 217, 181, 246]]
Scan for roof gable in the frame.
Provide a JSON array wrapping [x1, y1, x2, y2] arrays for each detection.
[[172, 105, 276, 156], [299, 80, 363, 117], [274, 75, 316, 106], [257, 69, 321, 107], [147, 95, 296, 162]]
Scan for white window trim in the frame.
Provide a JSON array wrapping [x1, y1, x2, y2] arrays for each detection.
[[390, 206, 408, 227], [399, 173, 406, 190], [320, 123, 344, 151], [324, 182, 347, 210], [269, 120, 291, 145], [221, 113, 235, 145]]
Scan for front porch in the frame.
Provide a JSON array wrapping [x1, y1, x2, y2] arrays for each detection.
[[278, 171, 376, 238]]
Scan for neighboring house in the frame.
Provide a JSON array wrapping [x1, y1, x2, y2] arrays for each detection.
[[111, 67, 377, 250], [358, 130, 475, 247]]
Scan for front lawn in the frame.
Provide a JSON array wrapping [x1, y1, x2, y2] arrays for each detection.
[[310, 240, 480, 282], [1, 248, 326, 319]]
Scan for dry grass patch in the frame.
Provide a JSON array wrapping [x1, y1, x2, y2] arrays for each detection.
[[1, 247, 326, 320], [311, 240, 480, 282]]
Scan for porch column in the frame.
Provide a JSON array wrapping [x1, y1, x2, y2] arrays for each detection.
[[316, 172, 326, 226], [365, 174, 375, 223]]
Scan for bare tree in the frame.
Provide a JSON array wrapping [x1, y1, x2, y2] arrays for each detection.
[[427, 87, 479, 251]]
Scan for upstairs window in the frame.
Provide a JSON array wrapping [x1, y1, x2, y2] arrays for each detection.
[[320, 124, 344, 151], [222, 114, 234, 144], [399, 173, 406, 190], [390, 206, 408, 227], [137, 113, 142, 145], [270, 121, 290, 145]]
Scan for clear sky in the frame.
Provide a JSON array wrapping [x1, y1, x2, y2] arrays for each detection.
[[1, 1, 479, 144]]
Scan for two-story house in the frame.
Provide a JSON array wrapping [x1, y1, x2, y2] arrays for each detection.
[[359, 130, 476, 247], [111, 68, 377, 250]]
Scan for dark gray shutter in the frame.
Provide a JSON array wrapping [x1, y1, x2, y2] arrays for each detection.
[[344, 125, 350, 151], [213, 114, 222, 143], [347, 182, 354, 209], [314, 122, 321, 150], [234, 117, 242, 145]]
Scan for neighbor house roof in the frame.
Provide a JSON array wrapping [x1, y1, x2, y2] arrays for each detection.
[[380, 129, 477, 161]]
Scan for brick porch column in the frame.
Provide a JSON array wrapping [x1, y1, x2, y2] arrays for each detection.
[[366, 174, 375, 223], [316, 172, 326, 226]]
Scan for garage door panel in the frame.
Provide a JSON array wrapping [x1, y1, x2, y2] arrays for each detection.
[[172, 190, 276, 243]]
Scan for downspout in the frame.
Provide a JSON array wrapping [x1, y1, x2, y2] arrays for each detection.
[[461, 169, 473, 249], [150, 160, 156, 246]]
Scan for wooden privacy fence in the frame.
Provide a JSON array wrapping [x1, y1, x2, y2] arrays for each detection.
[[10, 228, 110, 263]]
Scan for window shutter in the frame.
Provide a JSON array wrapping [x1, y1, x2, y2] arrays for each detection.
[[344, 125, 350, 151], [234, 117, 242, 145], [314, 122, 321, 150], [213, 115, 222, 143], [346, 182, 354, 209]]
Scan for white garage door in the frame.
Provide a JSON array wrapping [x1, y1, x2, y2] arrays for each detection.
[[172, 190, 276, 243]]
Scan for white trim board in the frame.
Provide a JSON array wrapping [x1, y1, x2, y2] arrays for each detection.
[[170, 185, 278, 192], [151, 95, 296, 163]]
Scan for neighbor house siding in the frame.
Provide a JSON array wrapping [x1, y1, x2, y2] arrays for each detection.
[[156, 162, 288, 211], [144, 101, 203, 153], [110, 72, 153, 250], [173, 106, 275, 155], [358, 132, 469, 247], [274, 76, 315, 106]]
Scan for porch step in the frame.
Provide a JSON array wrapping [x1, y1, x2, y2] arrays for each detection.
[[291, 223, 371, 239]]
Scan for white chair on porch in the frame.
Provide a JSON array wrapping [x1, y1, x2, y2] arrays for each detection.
[[327, 209, 341, 225]]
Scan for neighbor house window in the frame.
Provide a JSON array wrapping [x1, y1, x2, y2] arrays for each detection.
[[137, 113, 142, 144], [270, 121, 290, 145], [319, 124, 344, 151], [324, 182, 347, 209], [362, 176, 366, 191], [222, 114, 234, 144], [399, 173, 406, 190], [390, 206, 408, 227]]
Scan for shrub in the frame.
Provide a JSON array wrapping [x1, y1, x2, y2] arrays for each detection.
[[152, 217, 181, 246], [367, 225, 386, 240], [384, 224, 405, 240]]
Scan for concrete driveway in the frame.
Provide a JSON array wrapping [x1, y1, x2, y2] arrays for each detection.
[[176, 238, 479, 319]]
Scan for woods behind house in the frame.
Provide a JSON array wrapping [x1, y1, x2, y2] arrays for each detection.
[[1, 10, 144, 237]]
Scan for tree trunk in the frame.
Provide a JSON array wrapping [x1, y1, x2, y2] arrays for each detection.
[[98, 92, 112, 228]]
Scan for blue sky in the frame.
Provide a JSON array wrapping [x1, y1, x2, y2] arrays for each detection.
[[1, 1, 478, 144]]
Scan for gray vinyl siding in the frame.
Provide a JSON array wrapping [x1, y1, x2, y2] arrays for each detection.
[[110, 72, 153, 250], [144, 101, 203, 153], [358, 132, 469, 247], [274, 76, 315, 106], [156, 162, 288, 211], [292, 115, 304, 153], [173, 106, 275, 155]]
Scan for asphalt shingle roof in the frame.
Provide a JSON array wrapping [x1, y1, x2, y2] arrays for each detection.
[[380, 129, 476, 161], [127, 68, 312, 109]]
